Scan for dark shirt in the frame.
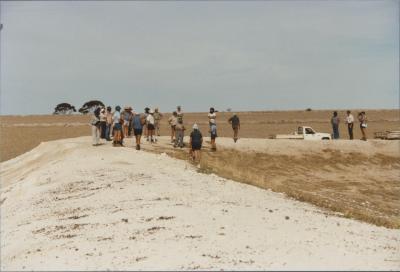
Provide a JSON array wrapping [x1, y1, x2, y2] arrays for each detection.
[[132, 114, 142, 129], [190, 130, 202, 144], [229, 116, 240, 128]]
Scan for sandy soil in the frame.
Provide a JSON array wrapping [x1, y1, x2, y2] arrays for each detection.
[[1, 109, 398, 162], [140, 136, 400, 228], [1, 137, 400, 270]]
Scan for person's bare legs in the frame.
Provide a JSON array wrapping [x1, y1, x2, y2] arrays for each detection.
[[144, 126, 148, 141], [156, 123, 160, 136], [233, 127, 239, 142], [361, 127, 367, 140], [211, 139, 216, 150], [114, 130, 122, 146], [149, 129, 155, 142]]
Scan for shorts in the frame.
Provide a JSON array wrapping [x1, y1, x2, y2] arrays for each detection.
[[123, 120, 129, 126], [147, 124, 155, 130], [114, 123, 122, 131], [191, 143, 202, 150], [134, 129, 143, 136], [211, 132, 217, 140], [171, 125, 176, 131]]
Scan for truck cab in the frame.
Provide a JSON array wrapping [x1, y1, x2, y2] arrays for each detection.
[[275, 126, 331, 140], [298, 126, 331, 140]]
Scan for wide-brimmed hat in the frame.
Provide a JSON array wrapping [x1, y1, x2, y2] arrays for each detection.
[[149, 109, 154, 114]]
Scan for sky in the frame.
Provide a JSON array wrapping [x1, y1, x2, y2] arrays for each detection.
[[0, 0, 399, 115]]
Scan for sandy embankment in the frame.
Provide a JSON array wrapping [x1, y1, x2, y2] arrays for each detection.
[[145, 136, 400, 228], [1, 137, 400, 270]]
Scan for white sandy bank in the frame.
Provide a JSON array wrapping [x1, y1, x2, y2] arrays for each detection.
[[1, 137, 399, 270], [156, 136, 399, 157]]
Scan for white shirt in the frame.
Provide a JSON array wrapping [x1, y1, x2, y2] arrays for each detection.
[[346, 114, 354, 124], [146, 114, 155, 125], [113, 111, 120, 124], [208, 112, 216, 123]]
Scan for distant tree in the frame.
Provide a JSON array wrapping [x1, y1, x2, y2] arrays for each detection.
[[78, 100, 105, 114], [53, 103, 76, 115], [226, 108, 232, 112], [306, 108, 312, 112]]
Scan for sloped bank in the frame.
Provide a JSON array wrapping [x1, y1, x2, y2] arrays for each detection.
[[143, 137, 400, 228]]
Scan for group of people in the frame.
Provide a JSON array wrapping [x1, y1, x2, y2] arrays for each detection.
[[331, 110, 368, 140], [91, 105, 241, 162], [91, 107, 370, 163]]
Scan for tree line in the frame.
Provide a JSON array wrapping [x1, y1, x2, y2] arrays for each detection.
[[53, 100, 105, 115]]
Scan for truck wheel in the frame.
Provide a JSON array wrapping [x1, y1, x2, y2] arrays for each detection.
[[322, 137, 330, 140]]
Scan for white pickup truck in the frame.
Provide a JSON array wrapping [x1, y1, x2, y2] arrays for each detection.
[[275, 126, 331, 140]]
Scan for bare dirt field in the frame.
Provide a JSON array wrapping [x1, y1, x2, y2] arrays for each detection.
[[1, 109, 398, 162]]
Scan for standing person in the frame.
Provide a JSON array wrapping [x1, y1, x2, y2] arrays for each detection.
[[174, 119, 186, 148], [168, 111, 178, 143], [190, 123, 203, 162], [99, 108, 107, 140], [345, 110, 354, 140], [331, 111, 340, 139], [144, 107, 150, 141], [105, 106, 113, 141], [358, 111, 368, 141], [210, 119, 217, 151], [146, 109, 156, 143], [228, 113, 240, 142], [127, 107, 134, 137], [153, 108, 163, 136], [176, 106, 184, 123], [122, 106, 132, 138], [90, 107, 101, 146], [112, 106, 123, 146], [208, 107, 217, 127], [132, 112, 144, 150]]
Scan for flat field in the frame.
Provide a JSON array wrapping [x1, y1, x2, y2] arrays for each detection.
[[1, 109, 398, 162]]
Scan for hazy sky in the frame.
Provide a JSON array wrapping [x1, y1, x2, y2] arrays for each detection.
[[0, 1, 398, 115]]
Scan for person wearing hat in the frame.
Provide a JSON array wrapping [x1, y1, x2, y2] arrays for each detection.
[[122, 106, 133, 138], [99, 107, 107, 140], [189, 123, 203, 162], [105, 106, 113, 141], [174, 118, 186, 148], [127, 107, 134, 137], [112, 105, 123, 146], [144, 107, 150, 141], [228, 113, 240, 143], [208, 107, 217, 128], [90, 107, 101, 146], [146, 109, 156, 143], [176, 106, 184, 123], [209, 118, 217, 151], [153, 107, 163, 136], [168, 111, 178, 144], [132, 111, 144, 150]]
